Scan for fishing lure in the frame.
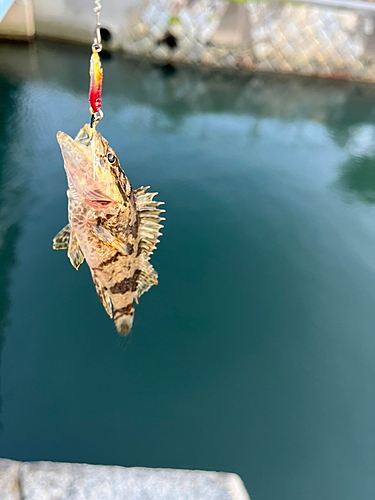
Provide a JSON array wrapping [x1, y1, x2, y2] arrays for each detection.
[[89, 47, 103, 115], [53, 1, 164, 335]]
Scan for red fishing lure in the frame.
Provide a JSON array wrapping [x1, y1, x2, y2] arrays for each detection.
[[89, 48, 103, 114]]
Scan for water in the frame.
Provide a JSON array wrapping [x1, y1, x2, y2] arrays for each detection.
[[0, 41, 375, 500]]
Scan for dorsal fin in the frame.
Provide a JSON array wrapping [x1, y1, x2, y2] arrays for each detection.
[[134, 186, 165, 259], [135, 254, 158, 303]]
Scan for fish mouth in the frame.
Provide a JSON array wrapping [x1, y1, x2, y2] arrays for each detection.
[[56, 131, 90, 174], [57, 126, 120, 212], [57, 130, 113, 204]]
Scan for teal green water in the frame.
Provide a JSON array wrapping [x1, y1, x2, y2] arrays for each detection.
[[0, 41, 375, 500]]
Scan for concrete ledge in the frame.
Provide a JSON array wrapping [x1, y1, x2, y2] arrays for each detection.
[[0, 459, 250, 500]]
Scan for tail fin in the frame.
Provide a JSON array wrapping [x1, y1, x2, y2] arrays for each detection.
[[114, 306, 135, 336]]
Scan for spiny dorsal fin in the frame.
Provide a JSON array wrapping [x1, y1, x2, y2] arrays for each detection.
[[68, 230, 85, 270], [135, 254, 158, 303], [92, 274, 113, 318], [135, 186, 165, 259], [53, 224, 70, 250]]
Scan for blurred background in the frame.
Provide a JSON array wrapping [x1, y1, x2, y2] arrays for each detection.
[[3, 0, 375, 80], [1, 1, 375, 500]]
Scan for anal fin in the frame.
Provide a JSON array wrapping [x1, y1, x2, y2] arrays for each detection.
[[68, 231, 85, 270], [92, 274, 113, 318], [53, 224, 70, 250], [135, 255, 158, 303]]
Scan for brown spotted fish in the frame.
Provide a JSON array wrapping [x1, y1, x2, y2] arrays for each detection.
[[53, 124, 164, 335]]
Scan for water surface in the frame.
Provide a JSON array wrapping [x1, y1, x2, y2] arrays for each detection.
[[0, 41, 374, 500]]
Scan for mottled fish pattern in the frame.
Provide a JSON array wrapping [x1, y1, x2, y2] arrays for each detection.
[[53, 124, 164, 335]]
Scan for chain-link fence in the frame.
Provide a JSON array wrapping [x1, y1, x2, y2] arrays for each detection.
[[118, 0, 375, 81]]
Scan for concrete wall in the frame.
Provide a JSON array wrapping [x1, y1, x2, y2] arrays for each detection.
[[0, 0, 35, 39], [33, 0, 147, 47]]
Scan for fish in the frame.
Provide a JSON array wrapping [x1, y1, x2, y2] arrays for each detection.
[[53, 124, 164, 335]]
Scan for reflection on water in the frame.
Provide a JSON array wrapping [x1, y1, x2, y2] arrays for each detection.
[[339, 155, 375, 204], [0, 41, 374, 500], [335, 123, 375, 204]]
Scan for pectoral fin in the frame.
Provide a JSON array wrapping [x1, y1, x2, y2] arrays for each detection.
[[92, 274, 113, 318], [68, 231, 85, 270], [53, 224, 70, 250], [90, 224, 130, 256]]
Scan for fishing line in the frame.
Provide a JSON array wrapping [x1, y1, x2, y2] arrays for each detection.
[[89, 0, 104, 179]]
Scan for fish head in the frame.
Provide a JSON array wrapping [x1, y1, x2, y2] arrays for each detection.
[[57, 124, 130, 213]]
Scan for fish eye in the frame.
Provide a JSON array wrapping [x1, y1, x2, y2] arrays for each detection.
[[107, 153, 116, 163]]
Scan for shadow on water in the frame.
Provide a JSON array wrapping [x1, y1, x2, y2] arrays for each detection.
[[0, 77, 23, 327], [0, 75, 27, 422], [0, 223, 21, 425]]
